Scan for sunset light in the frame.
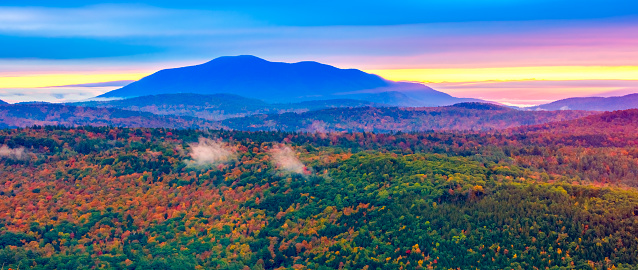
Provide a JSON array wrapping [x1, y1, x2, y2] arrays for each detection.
[[3, 1, 638, 269], [365, 66, 638, 84], [0, 73, 148, 89]]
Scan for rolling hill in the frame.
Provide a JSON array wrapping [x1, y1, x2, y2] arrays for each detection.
[[0, 103, 219, 129], [71, 93, 377, 120], [514, 109, 638, 146], [0, 101, 599, 132], [0, 99, 7, 105], [98, 55, 479, 106], [222, 102, 599, 132], [531, 93, 638, 111]]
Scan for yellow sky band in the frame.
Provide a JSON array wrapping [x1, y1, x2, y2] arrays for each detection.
[[364, 66, 638, 83], [0, 73, 149, 88], [2, 66, 638, 89]]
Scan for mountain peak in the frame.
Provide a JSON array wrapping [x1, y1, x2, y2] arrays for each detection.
[[97, 55, 474, 106], [203, 55, 269, 65]]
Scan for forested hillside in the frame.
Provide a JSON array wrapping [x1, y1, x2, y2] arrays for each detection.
[[70, 94, 376, 120], [0, 101, 599, 132], [223, 103, 598, 132], [1, 122, 638, 269], [518, 109, 638, 139], [0, 103, 220, 129]]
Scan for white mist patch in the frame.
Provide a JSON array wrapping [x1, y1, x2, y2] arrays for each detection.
[[0, 145, 27, 160], [186, 138, 235, 167], [270, 145, 309, 175]]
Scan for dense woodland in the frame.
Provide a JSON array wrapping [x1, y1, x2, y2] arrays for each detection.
[[2, 110, 638, 269], [0, 102, 597, 132], [222, 104, 597, 132], [70, 94, 376, 121], [0, 103, 220, 129]]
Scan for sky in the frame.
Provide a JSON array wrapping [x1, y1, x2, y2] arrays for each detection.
[[1, 0, 638, 106]]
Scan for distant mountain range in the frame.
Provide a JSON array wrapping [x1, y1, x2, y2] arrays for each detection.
[[98, 55, 480, 107], [0, 99, 7, 105], [0, 103, 219, 129], [70, 93, 378, 120], [0, 101, 599, 132], [3, 55, 635, 131], [530, 93, 638, 111], [222, 102, 598, 132]]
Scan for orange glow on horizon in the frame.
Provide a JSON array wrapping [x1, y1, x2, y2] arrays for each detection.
[[364, 66, 638, 83], [0, 73, 150, 88], [1, 65, 638, 106]]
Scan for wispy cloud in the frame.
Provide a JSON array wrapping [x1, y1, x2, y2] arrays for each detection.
[[270, 145, 310, 175], [0, 5, 257, 38], [0, 145, 28, 160], [0, 86, 116, 103], [1, 5, 637, 67], [185, 138, 236, 167]]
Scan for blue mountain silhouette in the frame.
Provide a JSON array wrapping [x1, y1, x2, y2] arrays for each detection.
[[99, 55, 478, 106], [531, 93, 638, 111]]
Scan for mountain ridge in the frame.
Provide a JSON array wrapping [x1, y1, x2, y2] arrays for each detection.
[[221, 103, 598, 132], [0, 103, 219, 129], [98, 55, 479, 106], [531, 93, 638, 111], [0, 100, 599, 132], [71, 93, 379, 120]]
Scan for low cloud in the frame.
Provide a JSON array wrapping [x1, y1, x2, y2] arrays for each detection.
[[270, 145, 309, 175], [0, 87, 112, 103], [304, 120, 329, 134], [186, 137, 235, 167], [0, 145, 27, 160]]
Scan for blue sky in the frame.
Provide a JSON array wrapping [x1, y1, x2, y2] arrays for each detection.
[[2, 0, 637, 61], [4, 0, 638, 26], [1, 0, 638, 105]]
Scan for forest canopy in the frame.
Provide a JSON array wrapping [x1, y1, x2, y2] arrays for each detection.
[[1, 124, 638, 269]]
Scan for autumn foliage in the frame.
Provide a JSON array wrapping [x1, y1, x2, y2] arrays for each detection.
[[1, 111, 638, 269]]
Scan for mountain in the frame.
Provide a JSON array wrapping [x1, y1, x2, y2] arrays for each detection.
[[0, 100, 597, 132], [357, 91, 424, 107], [0, 103, 218, 129], [70, 93, 377, 120], [222, 102, 599, 132], [98, 55, 478, 106], [0, 99, 7, 105], [531, 93, 638, 111]]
